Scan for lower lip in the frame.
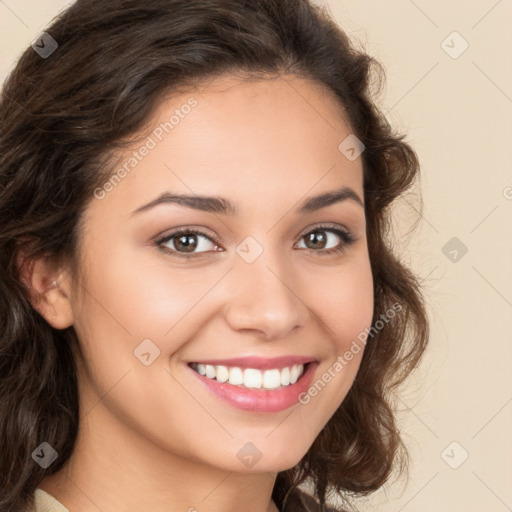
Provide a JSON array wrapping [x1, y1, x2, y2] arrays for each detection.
[[188, 362, 318, 413]]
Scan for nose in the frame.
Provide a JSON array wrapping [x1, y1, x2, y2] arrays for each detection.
[[222, 250, 310, 341]]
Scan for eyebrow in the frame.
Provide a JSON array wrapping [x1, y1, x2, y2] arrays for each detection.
[[129, 186, 364, 217]]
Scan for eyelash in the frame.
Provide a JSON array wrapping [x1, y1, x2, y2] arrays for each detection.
[[155, 224, 357, 260]]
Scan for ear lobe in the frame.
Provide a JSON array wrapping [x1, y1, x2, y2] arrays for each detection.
[[16, 247, 74, 330]]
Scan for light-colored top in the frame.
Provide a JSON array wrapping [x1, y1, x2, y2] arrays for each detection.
[[30, 486, 337, 511], [30, 489, 69, 512]]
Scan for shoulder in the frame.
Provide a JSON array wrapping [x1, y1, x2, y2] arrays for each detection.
[[282, 487, 341, 512], [28, 488, 70, 512]]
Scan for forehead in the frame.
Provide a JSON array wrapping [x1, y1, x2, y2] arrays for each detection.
[[86, 73, 363, 225], [178, 72, 354, 150]]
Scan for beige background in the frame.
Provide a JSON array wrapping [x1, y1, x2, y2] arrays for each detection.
[[1, 1, 511, 511]]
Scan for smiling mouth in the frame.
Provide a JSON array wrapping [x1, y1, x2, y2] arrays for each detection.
[[189, 362, 308, 390]]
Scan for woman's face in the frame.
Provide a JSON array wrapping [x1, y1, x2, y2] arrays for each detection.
[[66, 74, 374, 472]]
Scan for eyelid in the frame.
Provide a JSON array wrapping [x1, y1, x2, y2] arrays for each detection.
[[298, 222, 351, 239], [154, 222, 357, 258], [296, 223, 357, 256], [154, 227, 221, 257]]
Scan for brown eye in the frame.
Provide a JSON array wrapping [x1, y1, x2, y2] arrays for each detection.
[[156, 229, 220, 258], [155, 225, 356, 260], [173, 233, 198, 253], [297, 225, 356, 256], [304, 230, 328, 250]]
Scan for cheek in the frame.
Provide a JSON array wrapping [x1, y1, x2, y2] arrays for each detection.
[[290, 256, 373, 441], [71, 246, 229, 397], [312, 255, 374, 353], [70, 248, 181, 384]]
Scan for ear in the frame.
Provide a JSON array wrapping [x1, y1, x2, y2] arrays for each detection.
[[16, 246, 74, 330]]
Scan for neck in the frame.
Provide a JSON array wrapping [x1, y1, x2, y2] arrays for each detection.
[[39, 399, 280, 512]]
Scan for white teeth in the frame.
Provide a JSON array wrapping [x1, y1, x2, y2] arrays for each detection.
[[205, 364, 216, 379], [228, 367, 244, 385], [192, 363, 306, 390], [263, 369, 281, 389], [290, 365, 301, 384], [244, 368, 262, 388], [215, 365, 229, 383], [280, 367, 291, 386]]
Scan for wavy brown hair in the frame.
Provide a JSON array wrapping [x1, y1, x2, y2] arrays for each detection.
[[0, 0, 429, 511]]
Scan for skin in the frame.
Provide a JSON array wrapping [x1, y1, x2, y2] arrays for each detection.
[[28, 73, 374, 512]]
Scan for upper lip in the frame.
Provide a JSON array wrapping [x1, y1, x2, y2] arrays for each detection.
[[188, 355, 316, 370]]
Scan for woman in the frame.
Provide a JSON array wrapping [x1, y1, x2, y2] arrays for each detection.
[[0, 0, 429, 511]]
